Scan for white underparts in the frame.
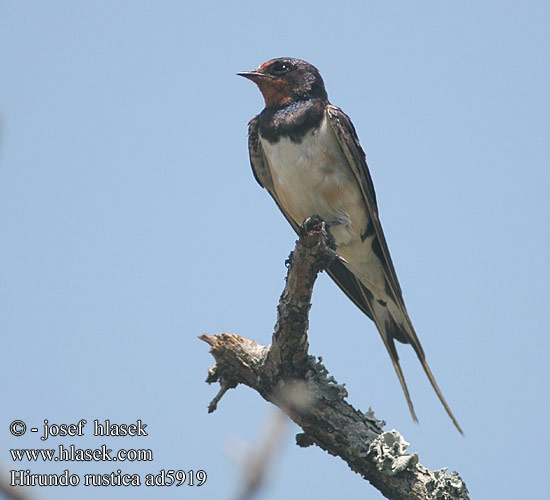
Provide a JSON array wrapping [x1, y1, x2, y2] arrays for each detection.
[[260, 115, 387, 293]]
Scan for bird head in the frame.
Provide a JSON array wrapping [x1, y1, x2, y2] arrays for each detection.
[[238, 58, 328, 108]]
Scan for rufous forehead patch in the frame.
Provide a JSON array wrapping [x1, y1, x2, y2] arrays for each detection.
[[257, 60, 278, 72]]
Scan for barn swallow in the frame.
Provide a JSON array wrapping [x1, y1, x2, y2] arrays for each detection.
[[238, 58, 462, 433]]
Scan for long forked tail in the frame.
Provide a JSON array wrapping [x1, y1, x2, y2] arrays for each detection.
[[387, 309, 464, 435], [414, 347, 464, 434], [380, 334, 418, 422], [373, 299, 464, 434], [327, 261, 463, 433]]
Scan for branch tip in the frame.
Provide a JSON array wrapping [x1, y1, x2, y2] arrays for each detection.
[[207, 379, 237, 414]]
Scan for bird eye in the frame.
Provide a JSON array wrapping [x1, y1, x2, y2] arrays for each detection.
[[270, 62, 292, 74]]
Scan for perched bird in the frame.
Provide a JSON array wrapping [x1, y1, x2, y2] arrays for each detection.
[[238, 58, 462, 433]]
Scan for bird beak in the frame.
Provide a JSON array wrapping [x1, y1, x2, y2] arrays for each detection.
[[237, 71, 276, 81]]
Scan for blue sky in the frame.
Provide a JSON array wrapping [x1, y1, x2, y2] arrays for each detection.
[[1, 1, 549, 499]]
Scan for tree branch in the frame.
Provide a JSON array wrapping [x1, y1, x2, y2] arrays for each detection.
[[200, 218, 469, 500]]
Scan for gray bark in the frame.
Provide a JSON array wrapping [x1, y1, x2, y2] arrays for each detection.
[[200, 220, 469, 500]]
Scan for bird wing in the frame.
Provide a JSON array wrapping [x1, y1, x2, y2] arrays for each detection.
[[325, 106, 405, 304], [325, 105, 425, 345], [325, 105, 462, 433]]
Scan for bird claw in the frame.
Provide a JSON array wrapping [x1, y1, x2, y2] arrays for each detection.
[[299, 215, 338, 253], [300, 214, 325, 235]]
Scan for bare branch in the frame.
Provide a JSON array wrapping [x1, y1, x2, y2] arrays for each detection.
[[200, 219, 469, 500]]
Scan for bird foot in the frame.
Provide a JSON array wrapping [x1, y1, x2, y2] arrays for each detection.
[[300, 214, 325, 235], [300, 215, 337, 251]]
